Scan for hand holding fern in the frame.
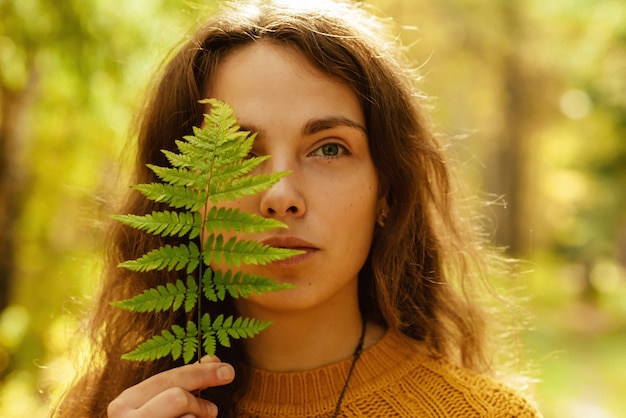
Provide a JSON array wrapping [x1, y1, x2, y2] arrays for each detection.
[[107, 356, 234, 418]]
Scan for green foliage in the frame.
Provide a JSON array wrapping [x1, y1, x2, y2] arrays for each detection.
[[120, 314, 269, 364], [111, 99, 300, 363]]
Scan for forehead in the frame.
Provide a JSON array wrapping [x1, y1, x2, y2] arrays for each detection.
[[207, 41, 365, 130], [208, 41, 342, 92]]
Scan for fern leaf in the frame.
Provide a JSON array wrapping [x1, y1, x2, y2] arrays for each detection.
[[121, 322, 201, 362], [114, 99, 298, 364], [204, 206, 286, 234], [184, 124, 250, 155], [110, 276, 198, 313], [200, 98, 240, 139], [200, 314, 217, 356], [148, 164, 208, 188], [183, 321, 199, 364], [112, 211, 202, 239], [182, 129, 219, 153], [161, 148, 195, 170], [119, 242, 200, 274], [202, 268, 218, 302], [208, 173, 287, 204], [217, 329, 231, 348], [199, 313, 271, 355], [212, 314, 224, 329], [184, 276, 199, 312], [170, 324, 186, 360], [211, 269, 295, 299], [203, 332, 217, 357], [133, 183, 208, 211], [122, 329, 182, 362], [203, 234, 303, 267], [213, 134, 256, 166], [210, 155, 269, 183], [174, 140, 216, 168]]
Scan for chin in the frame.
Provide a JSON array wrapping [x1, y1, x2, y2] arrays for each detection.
[[236, 287, 329, 315]]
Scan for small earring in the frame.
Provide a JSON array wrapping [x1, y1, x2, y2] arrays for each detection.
[[377, 209, 387, 227]]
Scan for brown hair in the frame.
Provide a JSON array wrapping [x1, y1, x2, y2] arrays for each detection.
[[54, 1, 516, 416]]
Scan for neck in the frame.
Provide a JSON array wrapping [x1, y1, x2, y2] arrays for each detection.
[[235, 290, 365, 372]]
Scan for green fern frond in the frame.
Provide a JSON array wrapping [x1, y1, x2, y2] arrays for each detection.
[[122, 321, 200, 363], [112, 211, 202, 239], [118, 242, 200, 273], [210, 155, 270, 183], [203, 207, 286, 234], [200, 269, 294, 301], [112, 276, 198, 313], [121, 328, 185, 362], [201, 269, 218, 302], [133, 183, 208, 211], [182, 321, 199, 364], [162, 148, 194, 170], [212, 269, 296, 299], [203, 234, 303, 267], [185, 125, 251, 153], [182, 129, 219, 152], [173, 140, 216, 168], [201, 313, 271, 352], [212, 136, 256, 166], [113, 99, 298, 363], [208, 174, 286, 204], [198, 98, 239, 135], [148, 164, 207, 188]]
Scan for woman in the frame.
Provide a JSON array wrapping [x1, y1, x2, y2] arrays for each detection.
[[54, 0, 540, 417]]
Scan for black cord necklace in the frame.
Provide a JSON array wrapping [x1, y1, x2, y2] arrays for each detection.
[[331, 319, 366, 418]]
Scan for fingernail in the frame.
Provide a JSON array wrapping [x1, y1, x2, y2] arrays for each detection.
[[200, 354, 220, 363], [217, 364, 235, 381]]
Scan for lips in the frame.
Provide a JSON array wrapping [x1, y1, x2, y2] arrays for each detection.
[[261, 236, 318, 266], [261, 236, 317, 250]]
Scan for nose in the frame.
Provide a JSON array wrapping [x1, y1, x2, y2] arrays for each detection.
[[259, 171, 305, 219]]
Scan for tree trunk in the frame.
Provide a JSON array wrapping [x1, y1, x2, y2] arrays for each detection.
[[0, 62, 38, 313], [488, 0, 530, 255]]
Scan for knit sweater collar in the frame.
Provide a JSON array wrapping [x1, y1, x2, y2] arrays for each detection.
[[237, 329, 422, 413]]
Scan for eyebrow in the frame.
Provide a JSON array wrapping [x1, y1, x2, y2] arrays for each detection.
[[239, 116, 366, 137], [302, 116, 367, 136]]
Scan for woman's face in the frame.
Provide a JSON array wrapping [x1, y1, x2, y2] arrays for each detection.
[[208, 41, 387, 314]]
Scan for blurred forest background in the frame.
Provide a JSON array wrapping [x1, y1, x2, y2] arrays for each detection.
[[0, 0, 624, 416]]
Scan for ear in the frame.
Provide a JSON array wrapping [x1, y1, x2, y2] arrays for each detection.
[[375, 195, 390, 227], [376, 180, 390, 215], [376, 195, 390, 215]]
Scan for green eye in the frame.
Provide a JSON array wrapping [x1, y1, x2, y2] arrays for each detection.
[[310, 142, 348, 158], [321, 143, 340, 156]]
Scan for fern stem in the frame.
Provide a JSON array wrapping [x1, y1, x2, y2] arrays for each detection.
[[197, 123, 217, 364], [197, 210, 207, 364]]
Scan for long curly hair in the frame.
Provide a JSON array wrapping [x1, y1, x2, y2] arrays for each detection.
[[54, 1, 519, 416]]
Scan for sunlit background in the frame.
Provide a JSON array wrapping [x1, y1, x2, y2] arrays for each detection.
[[1, 0, 624, 416]]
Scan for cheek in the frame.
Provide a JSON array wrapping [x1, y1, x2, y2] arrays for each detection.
[[330, 201, 377, 276], [343, 176, 379, 218], [327, 183, 379, 237]]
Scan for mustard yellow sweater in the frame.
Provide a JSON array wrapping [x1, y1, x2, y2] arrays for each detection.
[[236, 330, 540, 417]]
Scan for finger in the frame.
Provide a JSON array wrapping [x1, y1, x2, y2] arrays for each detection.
[[138, 387, 218, 418], [198, 355, 220, 364], [109, 361, 235, 412]]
